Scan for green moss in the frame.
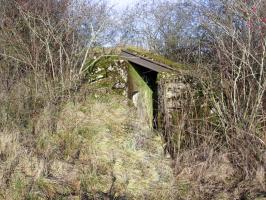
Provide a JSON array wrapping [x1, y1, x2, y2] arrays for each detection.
[[128, 65, 153, 128], [83, 55, 127, 96], [84, 55, 122, 79], [125, 47, 185, 70]]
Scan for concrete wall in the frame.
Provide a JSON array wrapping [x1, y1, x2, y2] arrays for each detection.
[[128, 64, 154, 129], [158, 76, 191, 156]]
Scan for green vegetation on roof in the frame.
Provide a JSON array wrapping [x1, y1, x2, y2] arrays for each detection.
[[125, 47, 185, 69]]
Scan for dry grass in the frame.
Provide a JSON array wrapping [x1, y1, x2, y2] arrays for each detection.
[[0, 78, 179, 199]]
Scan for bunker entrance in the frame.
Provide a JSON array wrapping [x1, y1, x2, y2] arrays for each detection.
[[128, 63, 158, 128], [121, 50, 175, 129]]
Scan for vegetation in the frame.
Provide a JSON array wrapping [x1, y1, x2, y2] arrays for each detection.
[[0, 0, 265, 199], [0, 82, 176, 199]]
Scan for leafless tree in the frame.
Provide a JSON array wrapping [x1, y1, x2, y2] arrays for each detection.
[[193, 0, 266, 178], [119, 0, 198, 63], [0, 0, 116, 129]]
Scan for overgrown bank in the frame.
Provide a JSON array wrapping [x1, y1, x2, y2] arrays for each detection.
[[0, 0, 265, 198], [0, 76, 178, 199], [0, 50, 265, 199]]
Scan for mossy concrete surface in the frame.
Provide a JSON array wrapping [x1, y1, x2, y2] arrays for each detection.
[[128, 65, 154, 129]]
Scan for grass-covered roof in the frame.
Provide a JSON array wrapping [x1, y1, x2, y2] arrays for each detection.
[[125, 47, 186, 70]]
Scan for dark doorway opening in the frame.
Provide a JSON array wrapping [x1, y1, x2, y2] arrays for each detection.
[[121, 49, 175, 129], [129, 62, 159, 129]]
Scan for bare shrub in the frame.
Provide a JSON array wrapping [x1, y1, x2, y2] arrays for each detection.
[[198, 0, 266, 176], [156, 1, 266, 197], [119, 0, 198, 63], [0, 0, 118, 197], [0, 0, 115, 130]]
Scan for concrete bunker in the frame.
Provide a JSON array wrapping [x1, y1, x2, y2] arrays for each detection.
[[121, 49, 175, 129]]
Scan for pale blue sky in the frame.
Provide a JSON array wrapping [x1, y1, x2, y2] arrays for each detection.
[[109, 0, 136, 9]]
